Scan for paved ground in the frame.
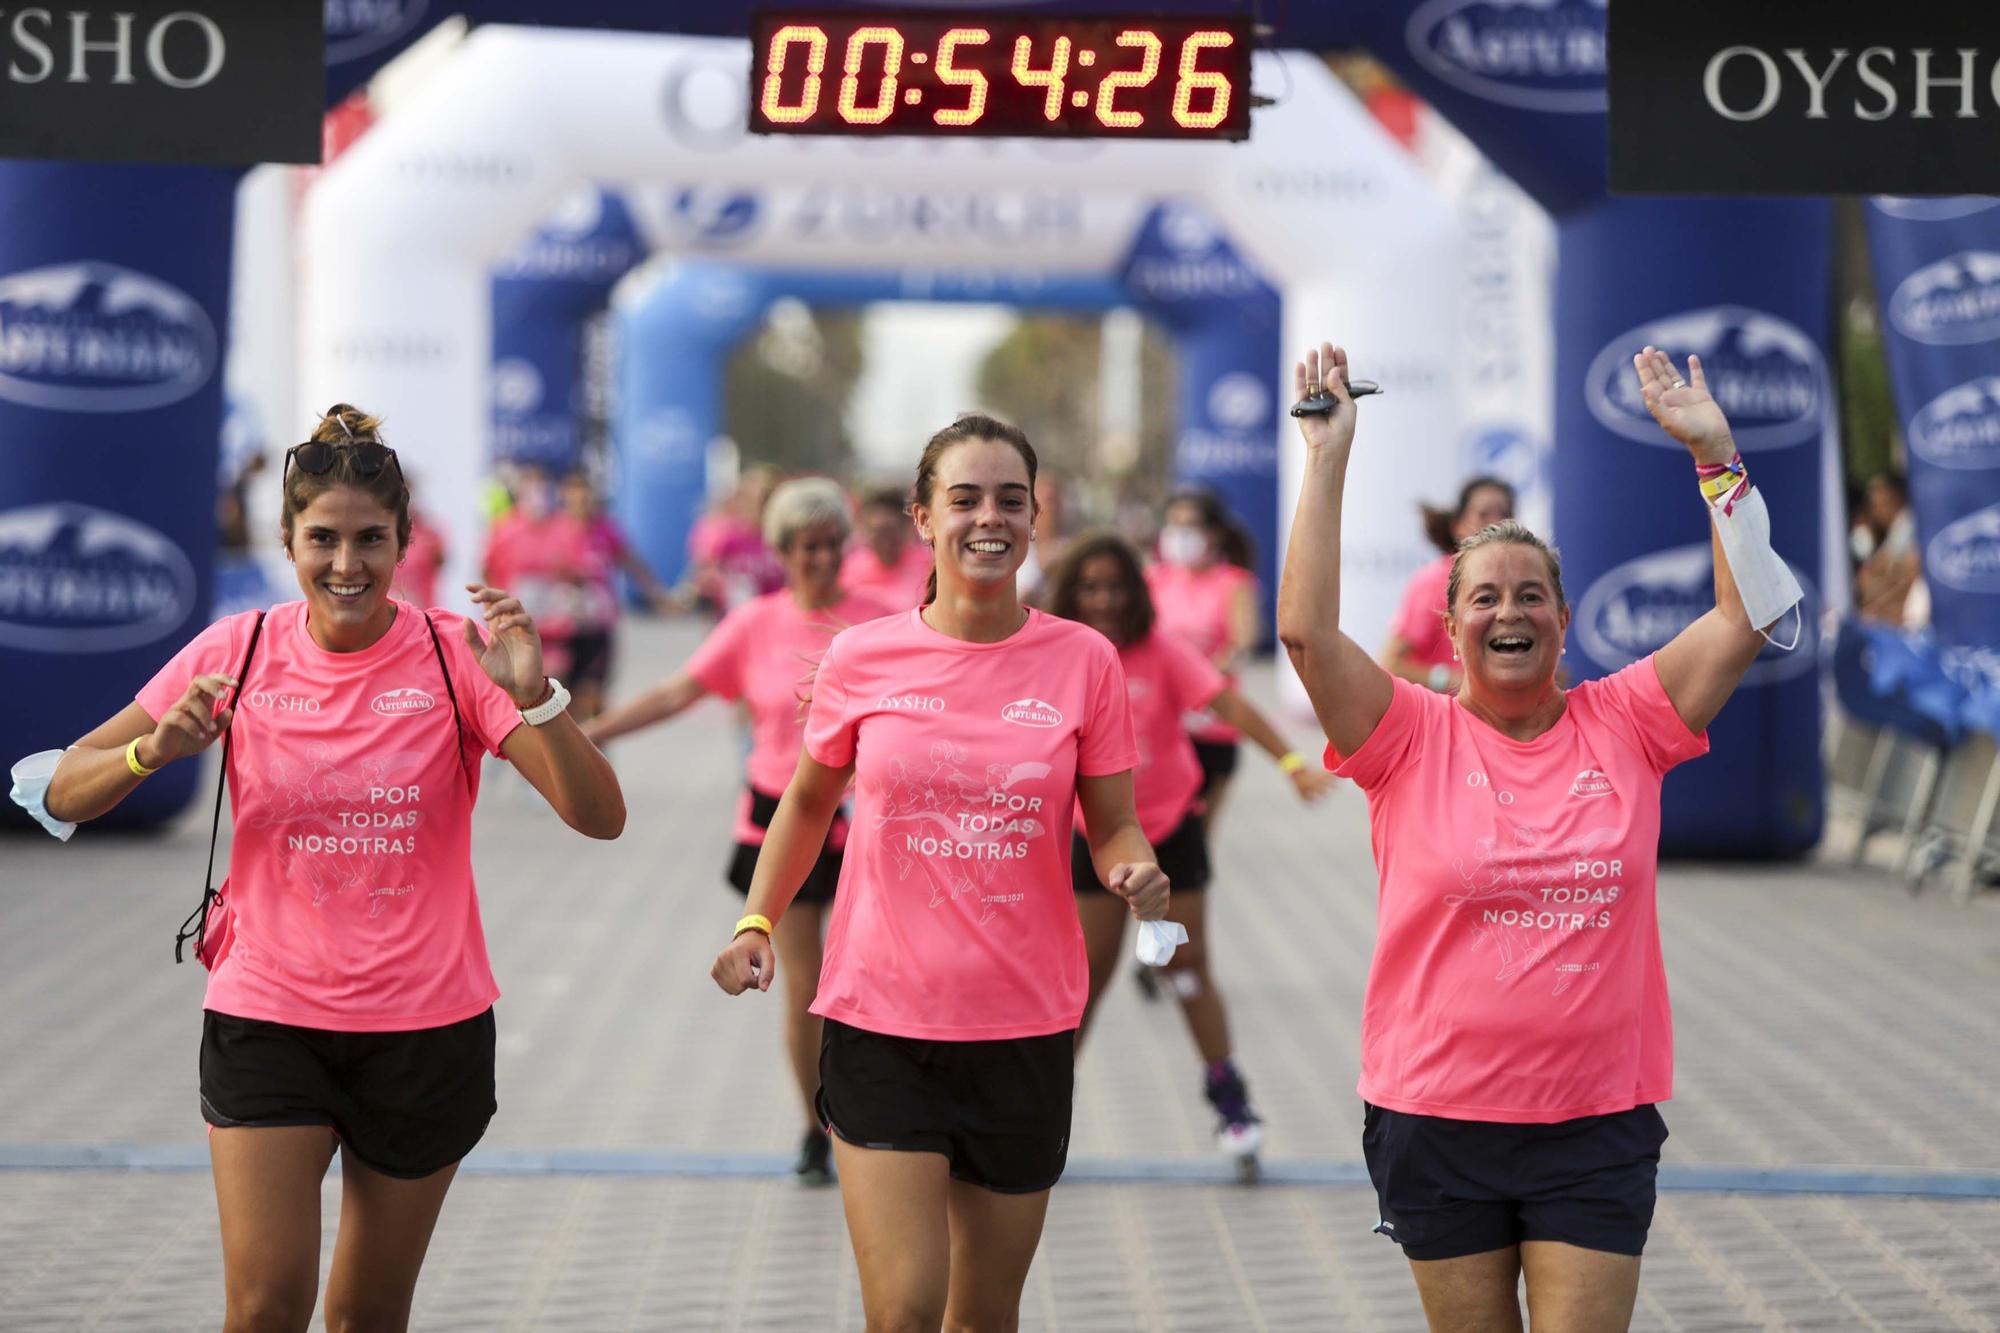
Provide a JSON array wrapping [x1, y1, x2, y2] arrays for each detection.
[[5, 615, 2000, 1330]]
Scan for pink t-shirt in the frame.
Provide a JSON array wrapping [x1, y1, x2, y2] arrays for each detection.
[[137, 601, 524, 1032], [393, 514, 447, 610], [684, 586, 897, 843], [1148, 561, 1255, 743], [1389, 552, 1456, 673], [1328, 658, 1708, 1123], [840, 543, 933, 609], [805, 609, 1137, 1040], [1072, 630, 1227, 842], [483, 511, 588, 638], [574, 515, 629, 632]]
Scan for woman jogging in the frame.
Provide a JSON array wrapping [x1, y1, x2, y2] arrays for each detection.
[[21, 405, 624, 1333], [585, 477, 893, 1184], [1380, 477, 1516, 692], [1045, 530, 1332, 1180], [711, 415, 1168, 1333], [1279, 343, 1789, 1331]]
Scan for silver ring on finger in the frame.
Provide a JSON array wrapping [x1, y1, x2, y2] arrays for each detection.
[[1671, 379, 1686, 389]]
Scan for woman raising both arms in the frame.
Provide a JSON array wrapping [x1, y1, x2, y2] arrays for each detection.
[[1280, 344, 1796, 1332]]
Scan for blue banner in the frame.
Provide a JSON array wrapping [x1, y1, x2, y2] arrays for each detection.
[[491, 189, 644, 471], [0, 162, 238, 829], [1866, 197, 2000, 697], [1120, 204, 1283, 638], [1556, 196, 1831, 856]]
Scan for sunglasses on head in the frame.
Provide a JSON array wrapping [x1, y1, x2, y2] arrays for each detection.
[[283, 410, 401, 484]]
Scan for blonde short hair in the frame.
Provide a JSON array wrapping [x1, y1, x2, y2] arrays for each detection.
[[762, 476, 851, 552]]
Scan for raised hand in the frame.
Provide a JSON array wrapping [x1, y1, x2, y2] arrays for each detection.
[[1107, 861, 1171, 921], [1633, 346, 1735, 465], [1292, 342, 1359, 454], [462, 584, 547, 707], [143, 674, 238, 767]]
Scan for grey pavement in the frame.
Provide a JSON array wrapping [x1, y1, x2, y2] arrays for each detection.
[[4, 615, 2000, 1330]]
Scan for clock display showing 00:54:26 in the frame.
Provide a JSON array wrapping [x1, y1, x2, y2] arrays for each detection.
[[748, 12, 1253, 139]]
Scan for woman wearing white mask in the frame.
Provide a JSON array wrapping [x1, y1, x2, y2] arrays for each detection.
[[1147, 489, 1260, 832]]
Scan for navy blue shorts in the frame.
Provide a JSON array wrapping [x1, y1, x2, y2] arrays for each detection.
[[1362, 1101, 1668, 1261], [1191, 739, 1239, 797]]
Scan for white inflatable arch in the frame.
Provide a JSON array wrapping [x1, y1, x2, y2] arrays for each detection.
[[300, 27, 1468, 648]]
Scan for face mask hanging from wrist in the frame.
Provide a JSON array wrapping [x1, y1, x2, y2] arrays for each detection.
[[1702, 460, 1804, 651]]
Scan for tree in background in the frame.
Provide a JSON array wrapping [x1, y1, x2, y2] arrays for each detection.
[[973, 313, 1179, 526], [725, 300, 865, 475]]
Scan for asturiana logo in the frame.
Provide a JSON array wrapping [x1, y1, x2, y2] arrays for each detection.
[[496, 191, 640, 282], [1587, 306, 1823, 452], [372, 688, 438, 716], [325, 0, 431, 65], [661, 187, 763, 248], [0, 502, 196, 652], [1927, 504, 2000, 594], [1001, 698, 1064, 728], [1889, 252, 2000, 347], [1575, 542, 1816, 685], [876, 693, 946, 713], [0, 262, 218, 412], [1871, 197, 2000, 224], [1570, 768, 1614, 799], [1909, 376, 2000, 470], [1406, 0, 1607, 114]]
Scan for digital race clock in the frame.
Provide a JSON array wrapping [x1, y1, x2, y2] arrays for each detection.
[[749, 11, 1254, 140]]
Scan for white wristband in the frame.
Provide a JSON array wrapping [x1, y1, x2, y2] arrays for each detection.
[[520, 677, 571, 726]]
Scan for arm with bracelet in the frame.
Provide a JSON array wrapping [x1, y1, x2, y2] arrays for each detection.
[[1635, 346, 1802, 734], [1205, 686, 1336, 802], [710, 752, 853, 995]]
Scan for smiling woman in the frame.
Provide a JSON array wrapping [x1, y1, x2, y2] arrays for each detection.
[[22, 402, 625, 1333]]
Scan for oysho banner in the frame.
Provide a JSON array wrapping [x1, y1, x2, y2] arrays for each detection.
[[1611, 0, 2000, 195], [1866, 198, 2000, 693], [0, 3, 321, 166]]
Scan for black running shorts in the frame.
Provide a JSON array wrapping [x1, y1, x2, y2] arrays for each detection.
[[1191, 738, 1239, 798], [727, 787, 843, 903], [817, 1018, 1074, 1194], [200, 1008, 496, 1179], [1362, 1101, 1669, 1261], [1071, 810, 1211, 895]]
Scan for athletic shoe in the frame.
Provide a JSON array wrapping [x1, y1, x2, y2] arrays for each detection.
[[1204, 1059, 1266, 1166], [794, 1126, 834, 1186]]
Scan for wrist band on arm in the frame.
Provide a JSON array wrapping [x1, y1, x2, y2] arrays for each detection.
[[1278, 751, 1307, 774], [1697, 453, 1749, 514], [125, 737, 157, 778], [733, 913, 773, 939]]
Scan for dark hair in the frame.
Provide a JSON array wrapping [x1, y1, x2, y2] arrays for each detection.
[[859, 482, 910, 515], [1215, 517, 1256, 572], [281, 403, 410, 550], [1444, 520, 1566, 616], [1165, 486, 1229, 537], [915, 413, 1039, 605], [1044, 529, 1155, 646], [1420, 476, 1516, 556]]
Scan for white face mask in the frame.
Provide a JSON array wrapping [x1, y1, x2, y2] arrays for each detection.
[[1712, 488, 1804, 650], [1158, 524, 1208, 568]]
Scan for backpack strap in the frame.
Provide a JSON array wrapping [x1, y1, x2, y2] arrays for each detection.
[[422, 610, 474, 794], [175, 610, 266, 965]]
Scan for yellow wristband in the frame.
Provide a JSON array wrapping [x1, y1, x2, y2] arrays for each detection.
[[1278, 751, 1307, 774], [125, 737, 158, 778], [733, 913, 773, 939], [1700, 469, 1745, 503]]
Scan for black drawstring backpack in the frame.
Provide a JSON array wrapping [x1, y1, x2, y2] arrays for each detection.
[[174, 609, 471, 965]]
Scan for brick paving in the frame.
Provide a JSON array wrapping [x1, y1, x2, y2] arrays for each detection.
[[4, 615, 1999, 1330]]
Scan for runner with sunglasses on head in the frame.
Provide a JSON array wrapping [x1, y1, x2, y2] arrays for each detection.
[[1382, 477, 1516, 693], [711, 415, 1168, 1332], [585, 477, 895, 1185], [1281, 344, 1790, 1331], [21, 405, 625, 1333], [1044, 530, 1333, 1181]]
